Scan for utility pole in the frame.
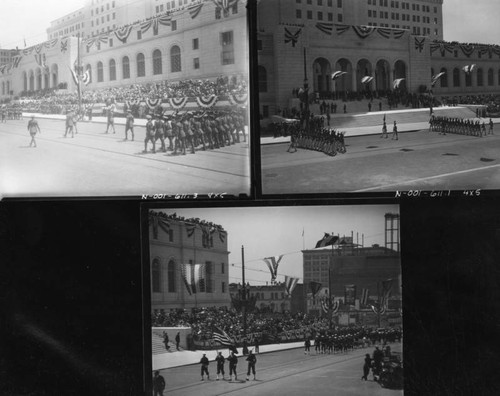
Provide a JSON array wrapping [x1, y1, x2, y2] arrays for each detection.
[[303, 47, 310, 133], [241, 245, 247, 349]]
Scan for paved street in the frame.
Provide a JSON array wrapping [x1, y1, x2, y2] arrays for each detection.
[[0, 117, 250, 198], [160, 344, 403, 396], [262, 129, 500, 194]]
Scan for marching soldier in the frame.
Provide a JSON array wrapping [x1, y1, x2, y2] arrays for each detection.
[[246, 350, 257, 381], [489, 118, 494, 135], [65, 110, 75, 138], [27, 116, 41, 148], [163, 115, 174, 151], [380, 121, 388, 139], [227, 351, 238, 381], [200, 353, 210, 381], [125, 110, 134, 141], [173, 114, 186, 155], [143, 115, 156, 153], [183, 113, 196, 154], [154, 114, 166, 152], [105, 106, 116, 134], [215, 351, 225, 380], [392, 120, 398, 140]]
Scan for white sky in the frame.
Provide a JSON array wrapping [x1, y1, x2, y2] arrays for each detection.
[[0, 0, 499, 49], [153, 204, 399, 286]]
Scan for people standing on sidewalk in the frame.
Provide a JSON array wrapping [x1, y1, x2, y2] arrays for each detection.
[[163, 331, 170, 351], [254, 338, 260, 354], [200, 353, 210, 381], [246, 350, 257, 381], [361, 354, 372, 381], [215, 352, 225, 380], [175, 332, 180, 350], [304, 337, 311, 355], [392, 121, 398, 140], [227, 351, 238, 381], [489, 118, 494, 135], [153, 371, 166, 396]]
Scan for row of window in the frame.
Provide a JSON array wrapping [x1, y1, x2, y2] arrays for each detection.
[[296, 9, 343, 22], [368, 0, 437, 13], [156, 0, 197, 14], [91, 1, 115, 16], [296, 0, 343, 7], [151, 259, 226, 294], [91, 12, 116, 27], [435, 67, 500, 88], [368, 10, 436, 24]]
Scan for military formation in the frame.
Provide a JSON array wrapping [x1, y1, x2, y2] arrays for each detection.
[[429, 115, 494, 137], [143, 109, 247, 155], [1, 106, 22, 122]]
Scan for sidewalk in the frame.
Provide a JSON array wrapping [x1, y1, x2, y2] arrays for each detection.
[[153, 341, 304, 371]]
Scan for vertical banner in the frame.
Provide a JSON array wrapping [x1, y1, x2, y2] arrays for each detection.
[[344, 284, 356, 305]]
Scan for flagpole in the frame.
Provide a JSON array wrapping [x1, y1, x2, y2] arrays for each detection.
[[241, 245, 247, 352], [77, 35, 82, 116]]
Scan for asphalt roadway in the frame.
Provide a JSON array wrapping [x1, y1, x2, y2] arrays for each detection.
[[0, 118, 250, 198], [261, 129, 500, 194], [160, 344, 403, 396]]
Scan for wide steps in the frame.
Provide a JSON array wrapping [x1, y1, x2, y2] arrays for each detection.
[[152, 330, 179, 355]]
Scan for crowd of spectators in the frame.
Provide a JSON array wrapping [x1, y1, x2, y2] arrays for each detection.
[[152, 211, 225, 233], [440, 94, 500, 115], [151, 306, 401, 347]]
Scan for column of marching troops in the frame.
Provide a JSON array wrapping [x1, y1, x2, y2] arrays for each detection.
[[142, 109, 247, 155], [0, 107, 22, 122], [429, 115, 494, 137]]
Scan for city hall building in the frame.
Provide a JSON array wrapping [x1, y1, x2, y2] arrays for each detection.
[[149, 211, 231, 312], [257, 0, 500, 117], [0, 0, 248, 100]]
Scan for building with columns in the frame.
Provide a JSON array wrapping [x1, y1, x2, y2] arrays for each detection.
[[0, 0, 247, 99], [257, 0, 500, 118], [149, 211, 231, 313]]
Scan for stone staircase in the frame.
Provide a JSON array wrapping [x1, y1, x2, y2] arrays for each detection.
[[152, 329, 179, 355]]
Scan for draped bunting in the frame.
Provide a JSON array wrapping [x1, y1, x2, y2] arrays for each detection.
[[188, 2, 204, 19], [168, 97, 189, 110], [430, 42, 454, 56], [12, 56, 22, 68], [315, 22, 334, 35], [114, 25, 134, 43], [321, 297, 340, 315], [146, 98, 162, 109], [85, 35, 109, 50], [0, 65, 6, 74], [186, 223, 196, 237], [126, 99, 140, 108], [141, 15, 172, 35], [263, 255, 283, 283], [335, 24, 350, 35], [211, 0, 238, 13], [44, 38, 58, 49], [149, 211, 171, 239], [414, 37, 425, 53], [459, 44, 475, 57], [195, 95, 218, 108], [352, 25, 375, 39], [23, 47, 34, 56], [284, 276, 299, 296], [34, 44, 43, 54], [227, 92, 247, 106], [309, 281, 322, 297], [284, 27, 301, 47], [34, 53, 46, 67], [377, 28, 392, 39], [61, 39, 68, 53], [392, 29, 406, 39]]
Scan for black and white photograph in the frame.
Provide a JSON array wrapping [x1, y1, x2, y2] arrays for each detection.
[[146, 203, 403, 395], [258, 0, 500, 194], [0, 0, 250, 198]]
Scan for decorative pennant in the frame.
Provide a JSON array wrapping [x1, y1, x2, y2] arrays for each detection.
[[114, 25, 133, 43], [316, 22, 334, 35], [195, 95, 218, 108], [335, 24, 350, 35], [61, 39, 68, 53], [414, 37, 425, 52], [189, 2, 204, 19], [227, 92, 248, 106], [352, 25, 375, 39], [284, 27, 302, 47]]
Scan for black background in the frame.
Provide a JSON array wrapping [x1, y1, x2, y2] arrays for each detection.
[[1, 197, 500, 396]]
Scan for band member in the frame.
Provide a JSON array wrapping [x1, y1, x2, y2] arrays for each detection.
[[200, 353, 210, 381], [125, 110, 134, 141], [28, 116, 41, 148], [143, 115, 156, 153], [215, 351, 225, 380], [246, 350, 257, 381]]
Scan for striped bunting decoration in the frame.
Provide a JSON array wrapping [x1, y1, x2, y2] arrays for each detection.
[[23, 47, 34, 56], [60, 39, 68, 53], [377, 28, 392, 39], [352, 25, 375, 39], [316, 22, 334, 35], [146, 98, 162, 109], [284, 27, 302, 47], [43, 38, 58, 49], [34, 44, 43, 54], [335, 24, 350, 35], [392, 29, 406, 39], [414, 37, 425, 52], [228, 92, 248, 106], [188, 2, 204, 19], [114, 25, 133, 43], [12, 56, 22, 68], [195, 95, 218, 108], [168, 97, 189, 110], [430, 42, 454, 56]]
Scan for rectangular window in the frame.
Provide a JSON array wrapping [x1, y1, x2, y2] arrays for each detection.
[[221, 262, 225, 274], [193, 38, 199, 50], [221, 31, 234, 65], [109, 38, 113, 47], [337, 13, 343, 22], [263, 105, 269, 118], [137, 30, 142, 40], [168, 229, 173, 242], [172, 20, 177, 31], [107, 14, 110, 21], [318, 11, 323, 20], [257, 39, 262, 51], [318, 0, 322, 5], [328, 12, 333, 21], [193, 57, 199, 69], [337, 0, 342, 7], [222, 281, 225, 293], [296, 9, 302, 18], [307, 10, 312, 19], [205, 261, 213, 293]]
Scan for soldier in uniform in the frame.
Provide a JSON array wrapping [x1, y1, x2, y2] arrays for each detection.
[[65, 110, 75, 138], [246, 350, 257, 381], [183, 113, 196, 154], [143, 115, 156, 153], [380, 121, 388, 138], [153, 371, 166, 396], [154, 115, 166, 152], [227, 351, 238, 381], [28, 116, 41, 148], [163, 115, 174, 151], [200, 353, 210, 381], [215, 351, 225, 380], [192, 113, 206, 151], [173, 114, 186, 155], [105, 106, 116, 134], [489, 118, 494, 135], [125, 110, 134, 141], [392, 120, 398, 140]]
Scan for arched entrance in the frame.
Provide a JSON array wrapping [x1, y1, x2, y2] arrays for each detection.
[[357, 59, 373, 91], [375, 59, 390, 91], [334, 58, 353, 94], [394, 60, 407, 90], [312, 57, 332, 94]]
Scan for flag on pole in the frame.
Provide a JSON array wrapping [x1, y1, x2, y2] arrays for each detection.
[[315, 233, 338, 248], [263, 255, 283, 283], [393, 78, 405, 89], [431, 72, 445, 87], [361, 76, 374, 84], [181, 263, 205, 295], [309, 281, 322, 297], [284, 275, 299, 296], [360, 288, 369, 306], [212, 327, 234, 346], [331, 71, 347, 80], [462, 64, 476, 74]]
